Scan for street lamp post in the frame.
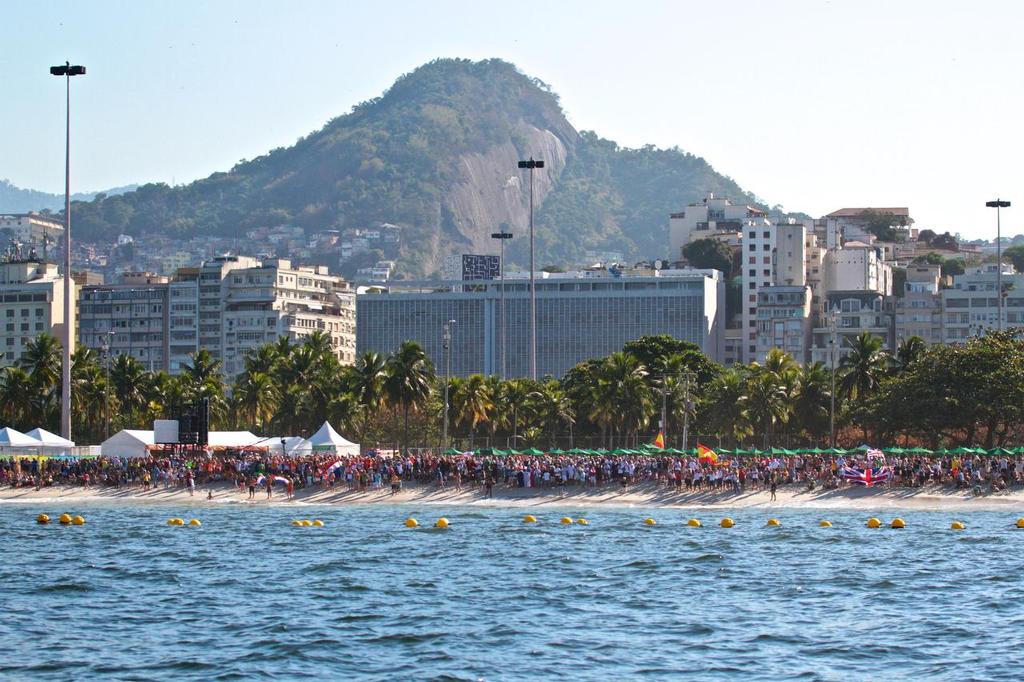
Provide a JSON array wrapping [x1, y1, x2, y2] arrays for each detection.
[[441, 319, 455, 449], [681, 373, 694, 451], [490, 228, 513, 378], [517, 158, 544, 380], [102, 330, 114, 440], [986, 199, 1011, 332], [827, 308, 838, 448], [50, 61, 86, 441]]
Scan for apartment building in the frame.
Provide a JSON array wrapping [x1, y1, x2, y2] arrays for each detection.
[[0, 260, 73, 367], [221, 259, 356, 378]]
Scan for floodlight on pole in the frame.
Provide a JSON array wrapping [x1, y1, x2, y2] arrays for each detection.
[[517, 157, 544, 380], [490, 229, 513, 378], [50, 61, 86, 441], [986, 199, 1011, 332]]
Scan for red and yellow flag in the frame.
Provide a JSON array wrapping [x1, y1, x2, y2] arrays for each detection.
[[697, 443, 718, 464], [653, 431, 665, 449]]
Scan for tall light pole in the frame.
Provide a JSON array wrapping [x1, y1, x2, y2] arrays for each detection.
[[681, 372, 694, 451], [50, 61, 86, 441], [827, 308, 838, 448], [518, 158, 544, 379], [986, 199, 1011, 332], [490, 228, 513, 379], [102, 330, 114, 440], [441, 319, 455, 449]]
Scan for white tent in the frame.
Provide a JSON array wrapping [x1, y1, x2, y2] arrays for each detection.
[[259, 436, 313, 457], [0, 427, 43, 448], [101, 430, 155, 458], [308, 421, 360, 456], [207, 431, 262, 448], [26, 428, 75, 448]]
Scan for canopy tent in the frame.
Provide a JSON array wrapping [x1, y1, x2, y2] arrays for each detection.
[[260, 436, 313, 457], [0, 427, 45, 448], [26, 428, 75, 448], [307, 421, 360, 456], [101, 430, 156, 458], [208, 431, 262, 449]]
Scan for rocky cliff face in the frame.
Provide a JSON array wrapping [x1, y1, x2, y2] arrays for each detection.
[[440, 124, 569, 268]]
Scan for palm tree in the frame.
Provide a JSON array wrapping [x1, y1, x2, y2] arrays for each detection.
[[839, 332, 889, 401], [352, 351, 388, 411], [747, 372, 791, 447], [0, 366, 33, 429], [531, 381, 575, 447], [895, 335, 927, 373], [793, 362, 831, 443], [384, 341, 435, 453], [701, 368, 751, 445], [595, 352, 652, 447], [181, 349, 228, 427], [234, 370, 280, 432], [110, 354, 151, 428], [18, 333, 62, 426], [453, 374, 494, 444], [499, 378, 534, 448]]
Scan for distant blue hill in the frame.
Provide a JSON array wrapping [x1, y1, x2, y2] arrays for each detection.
[[0, 179, 138, 213]]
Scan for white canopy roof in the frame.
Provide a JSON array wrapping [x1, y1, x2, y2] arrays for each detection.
[[0, 427, 44, 448], [101, 430, 155, 458], [101, 429, 263, 458], [259, 436, 313, 457], [26, 428, 75, 447], [308, 422, 359, 455]]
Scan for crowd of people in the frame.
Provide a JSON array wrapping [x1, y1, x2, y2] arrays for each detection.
[[2, 448, 1024, 497]]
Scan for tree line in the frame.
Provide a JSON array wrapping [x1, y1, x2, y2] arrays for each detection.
[[2, 331, 1023, 450]]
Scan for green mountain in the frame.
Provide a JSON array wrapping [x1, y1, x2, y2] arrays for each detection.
[[63, 58, 784, 276]]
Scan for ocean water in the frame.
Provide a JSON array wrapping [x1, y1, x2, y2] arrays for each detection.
[[2, 504, 1023, 681]]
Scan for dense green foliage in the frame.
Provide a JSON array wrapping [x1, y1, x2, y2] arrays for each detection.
[[682, 238, 734, 275], [5, 331, 1024, 450], [61, 59, 778, 276]]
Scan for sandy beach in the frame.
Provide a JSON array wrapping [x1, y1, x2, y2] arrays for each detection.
[[3, 482, 1024, 511]]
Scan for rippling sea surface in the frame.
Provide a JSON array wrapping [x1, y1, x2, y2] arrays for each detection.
[[3, 504, 1024, 680]]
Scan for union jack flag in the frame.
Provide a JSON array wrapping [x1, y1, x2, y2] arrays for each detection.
[[841, 466, 891, 487]]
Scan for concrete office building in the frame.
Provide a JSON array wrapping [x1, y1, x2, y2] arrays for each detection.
[[0, 260, 74, 367], [356, 269, 724, 379]]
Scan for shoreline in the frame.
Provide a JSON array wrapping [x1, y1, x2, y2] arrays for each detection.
[[3, 482, 1024, 511]]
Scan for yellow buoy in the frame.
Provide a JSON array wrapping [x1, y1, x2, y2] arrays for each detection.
[[687, 518, 701, 528], [175, 518, 186, 526], [404, 518, 419, 528], [523, 515, 537, 524], [1016, 518, 1024, 529], [72, 515, 85, 526], [188, 519, 201, 527], [168, 518, 179, 526], [59, 513, 72, 525], [890, 518, 906, 529], [766, 518, 780, 527], [950, 521, 965, 530], [36, 513, 50, 524], [292, 520, 303, 526], [560, 517, 573, 525], [576, 518, 589, 525], [434, 517, 449, 529], [866, 517, 882, 528], [819, 520, 833, 527], [720, 518, 734, 528], [312, 520, 324, 527], [644, 517, 657, 526], [300, 520, 312, 527]]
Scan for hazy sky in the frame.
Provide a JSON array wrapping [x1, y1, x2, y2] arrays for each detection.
[[3, 0, 1021, 239]]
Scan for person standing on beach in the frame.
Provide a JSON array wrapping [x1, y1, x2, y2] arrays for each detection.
[[286, 477, 294, 500], [266, 475, 273, 499], [247, 475, 255, 500], [770, 475, 777, 501]]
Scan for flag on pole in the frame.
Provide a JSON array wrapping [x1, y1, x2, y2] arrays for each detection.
[[697, 443, 718, 464], [653, 432, 665, 449]]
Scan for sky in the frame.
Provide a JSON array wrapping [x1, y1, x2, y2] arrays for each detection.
[[2, 0, 1022, 239]]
